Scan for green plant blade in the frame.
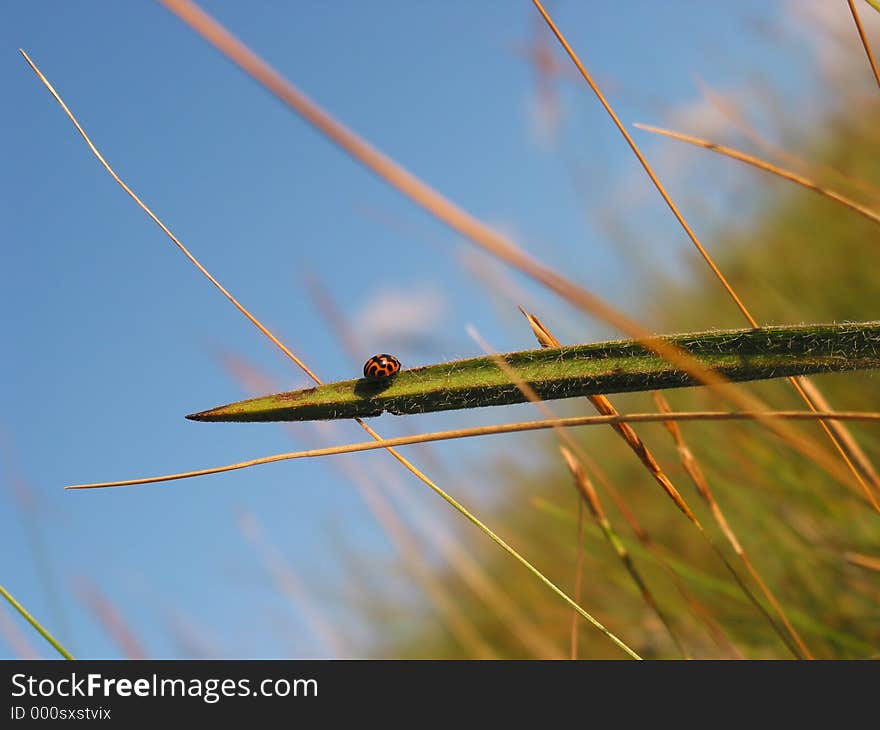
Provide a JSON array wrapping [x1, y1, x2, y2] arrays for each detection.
[[0, 584, 74, 660], [188, 322, 880, 423]]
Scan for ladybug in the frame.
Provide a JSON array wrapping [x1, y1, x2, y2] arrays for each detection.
[[363, 353, 401, 380]]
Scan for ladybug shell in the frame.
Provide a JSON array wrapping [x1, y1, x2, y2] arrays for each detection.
[[363, 354, 401, 379]]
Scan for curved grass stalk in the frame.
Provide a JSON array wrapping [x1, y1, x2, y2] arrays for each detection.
[[0, 584, 74, 660], [188, 323, 880, 423], [692, 76, 880, 202], [68, 409, 880, 491], [633, 123, 880, 227]]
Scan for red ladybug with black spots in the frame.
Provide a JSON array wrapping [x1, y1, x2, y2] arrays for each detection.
[[363, 354, 401, 380]]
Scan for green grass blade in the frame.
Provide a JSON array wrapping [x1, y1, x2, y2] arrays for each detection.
[[0, 584, 74, 660], [188, 322, 880, 423]]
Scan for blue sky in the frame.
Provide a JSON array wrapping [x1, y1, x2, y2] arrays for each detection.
[[2, 1, 833, 658]]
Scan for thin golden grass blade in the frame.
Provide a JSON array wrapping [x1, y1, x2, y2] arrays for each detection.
[[653, 392, 814, 659], [154, 0, 866, 497], [692, 76, 880, 201], [17, 50, 321, 383], [530, 1, 751, 320], [848, 0, 880, 88], [529, 1, 880, 511], [792, 377, 880, 497], [784, 375, 880, 508], [633, 123, 880, 227], [66, 409, 880, 490]]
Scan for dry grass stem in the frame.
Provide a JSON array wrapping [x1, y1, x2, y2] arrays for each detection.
[[633, 123, 880, 227], [848, 0, 880, 88], [844, 552, 880, 571], [653, 393, 814, 658], [66, 409, 880, 490], [570, 499, 586, 660], [693, 77, 880, 200]]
